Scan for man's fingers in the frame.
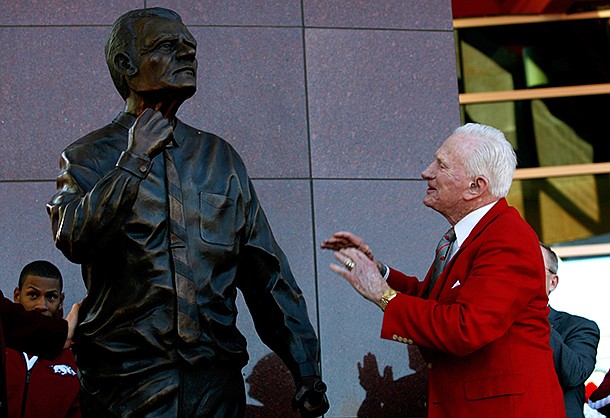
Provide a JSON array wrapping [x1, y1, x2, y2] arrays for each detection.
[[334, 231, 364, 245], [329, 262, 350, 278], [135, 107, 157, 125], [341, 247, 371, 265]]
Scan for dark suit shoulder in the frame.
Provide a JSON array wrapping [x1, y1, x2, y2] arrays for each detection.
[[550, 308, 600, 333]]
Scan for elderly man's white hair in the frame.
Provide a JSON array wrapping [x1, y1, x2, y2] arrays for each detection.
[[452, 123, 517, 198]]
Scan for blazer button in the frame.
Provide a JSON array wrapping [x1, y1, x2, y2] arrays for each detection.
[[427, 363, 433, 369], [407, 339, 413, 345], [392, 334, 398, 340]]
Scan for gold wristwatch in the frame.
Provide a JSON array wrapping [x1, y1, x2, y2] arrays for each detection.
[[380, 288, 398, 312]]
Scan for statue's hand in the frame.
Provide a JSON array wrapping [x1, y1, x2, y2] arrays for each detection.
[[127, 108, 174, 158], [292, 376, 330, 418]]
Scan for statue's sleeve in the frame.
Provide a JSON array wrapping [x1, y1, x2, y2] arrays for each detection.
[[237, 180, 321, 382], [47, 149, 151, 264]]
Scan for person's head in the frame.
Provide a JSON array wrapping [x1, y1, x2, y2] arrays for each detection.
[[14, 260, 64, 318], [540, 243, 559, 296], [105, 7, 197, 102], [421, 123, 517, 224]]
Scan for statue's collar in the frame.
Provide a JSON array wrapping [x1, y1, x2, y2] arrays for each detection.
[[113, 112, 185, 147]]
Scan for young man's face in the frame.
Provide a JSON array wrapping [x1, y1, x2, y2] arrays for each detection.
[[14, 275, 64, 318], [128, 16, 198, 97]]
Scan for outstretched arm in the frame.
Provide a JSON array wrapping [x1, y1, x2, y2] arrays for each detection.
[[330, 248, 392, 310]]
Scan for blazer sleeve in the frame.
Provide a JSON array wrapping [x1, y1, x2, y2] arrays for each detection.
[[0, 293, 67, 359], [549, 314, 600, 389], [386, 267, 422, 295]]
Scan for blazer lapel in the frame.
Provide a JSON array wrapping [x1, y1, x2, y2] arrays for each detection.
[[425, 199, 509, 299]]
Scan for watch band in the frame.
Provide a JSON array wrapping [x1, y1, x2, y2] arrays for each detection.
[[380, 288, 398, 311]]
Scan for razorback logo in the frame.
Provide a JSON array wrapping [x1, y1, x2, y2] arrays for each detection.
[[50, 364, 76, 376]]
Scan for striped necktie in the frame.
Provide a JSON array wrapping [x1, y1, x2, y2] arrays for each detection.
[[426, 227, 457, 297], [165, 147, 201, 343]]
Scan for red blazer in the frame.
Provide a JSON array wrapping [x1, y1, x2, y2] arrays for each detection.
[[381, 199, 566, 418]]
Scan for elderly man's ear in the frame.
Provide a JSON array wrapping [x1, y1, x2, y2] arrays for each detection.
[[465, 176, 489, 200], [114, 53, 138, 77]]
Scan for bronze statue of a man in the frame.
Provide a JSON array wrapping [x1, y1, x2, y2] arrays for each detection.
[[47, 7, 328, 417]]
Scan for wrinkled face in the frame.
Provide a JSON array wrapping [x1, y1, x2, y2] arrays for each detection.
[[128, 16, 198, 96], [14, 275, 64, 318], [421, 135, 472, 222]]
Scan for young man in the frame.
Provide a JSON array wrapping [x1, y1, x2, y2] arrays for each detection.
[[323, 123, 566, 417], [7, 260, 80, 418], [0, 288, 78, 418]]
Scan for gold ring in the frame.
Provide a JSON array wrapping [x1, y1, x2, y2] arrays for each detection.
[[344, 258, 355, 271]]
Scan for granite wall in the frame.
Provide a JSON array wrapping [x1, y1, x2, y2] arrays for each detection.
[[0, 1, 460, 416]]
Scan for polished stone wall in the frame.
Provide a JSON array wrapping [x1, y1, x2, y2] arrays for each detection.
[[0, 1, 459, 416]]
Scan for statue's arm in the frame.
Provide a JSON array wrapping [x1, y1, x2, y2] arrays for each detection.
[[238, 188, 329, 416], [47, 149, 149, 264], [237, 183, 320, 379]]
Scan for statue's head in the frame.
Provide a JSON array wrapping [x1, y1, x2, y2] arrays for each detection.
[[105, 8, 197, 101]]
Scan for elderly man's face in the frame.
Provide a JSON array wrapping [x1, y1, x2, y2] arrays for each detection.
[[129, 16, 198, 96], [421, 135, 472, 222]]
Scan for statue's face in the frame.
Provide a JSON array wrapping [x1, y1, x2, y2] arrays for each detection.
[[128, 16, 198, 96]]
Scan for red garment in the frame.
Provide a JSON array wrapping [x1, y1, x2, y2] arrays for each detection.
[[381, 198, 566, 418], [0, 292, 67, 418], [589, 371, 610, 416], [6, 348, 80, 418]]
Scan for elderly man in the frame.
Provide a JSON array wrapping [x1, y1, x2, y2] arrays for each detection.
[[542, 243, 600, 418], [322, 123, 566, 417], [47, 7, 327, 418]]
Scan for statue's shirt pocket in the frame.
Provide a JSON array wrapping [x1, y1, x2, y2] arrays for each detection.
[[199, 192, 235, 246]]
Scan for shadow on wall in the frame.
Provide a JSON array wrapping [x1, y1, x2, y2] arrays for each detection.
[[357, 347, 428, 418], [244, 347, 428, 418], [245, 353, 299, 418]]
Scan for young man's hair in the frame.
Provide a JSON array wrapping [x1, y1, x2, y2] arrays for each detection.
[[18, 260, 63, 290]]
